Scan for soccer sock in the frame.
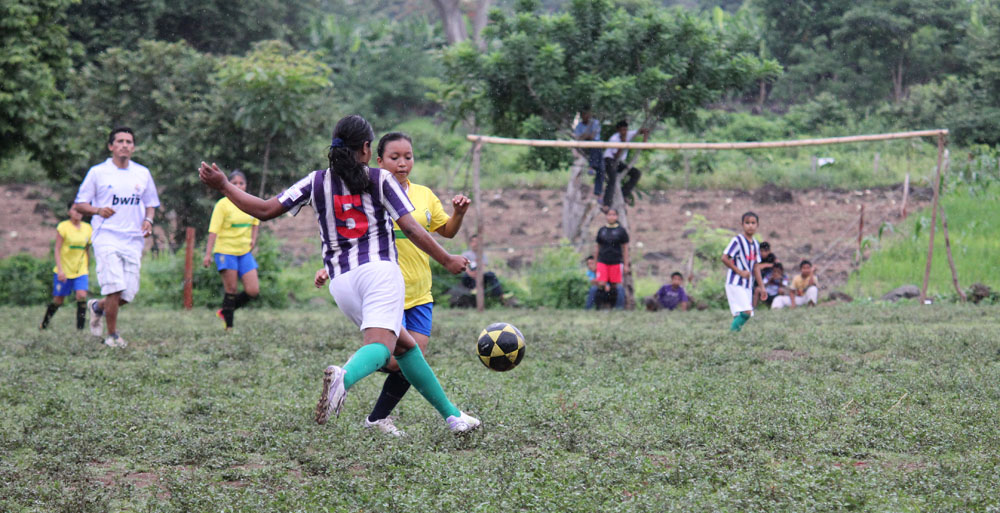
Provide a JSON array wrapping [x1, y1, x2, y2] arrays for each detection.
[[222, 293, 236, 328], [233, 291, 253, 310], [730, 311, 751, 332], [40, 303, 60, 329], [343, 343, 392, 390], [91, 301, 104, 316], [368, 371, 411, 422], [76, 301, 86, 330], [395, 345, 460, 419]]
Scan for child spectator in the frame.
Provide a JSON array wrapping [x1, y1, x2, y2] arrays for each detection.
[[771, 260, 819, 309], [759, 241, 777, 281], [721, 211, 767, 331], [573, 109, 604, 198], [593, 208, 629, 309], [584, 256, 599, 309], [762, 262, 788, 307], [649, 272, 689, 311]]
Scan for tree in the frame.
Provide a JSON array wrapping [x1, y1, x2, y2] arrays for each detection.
[[215, 41, 332, 197], [0, 0, 78, 171], [429, 0, 492, 47]]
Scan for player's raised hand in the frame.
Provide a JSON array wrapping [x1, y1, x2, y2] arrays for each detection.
[[451, 195, 471, 216], [443, 254, 468, 274], [199, 162, 228, 190]]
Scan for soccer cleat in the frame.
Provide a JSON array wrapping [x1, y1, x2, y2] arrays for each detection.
[[446, 411, 482, 433], [103, 333, 127, 348], [315, 365, 347, 425], [215, 309, 231, 331], [87, 299, 104, 336], [364, 416, 405, 437]]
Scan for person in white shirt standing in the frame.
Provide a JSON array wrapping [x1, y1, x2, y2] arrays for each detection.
[[74, 127, 160, 348]]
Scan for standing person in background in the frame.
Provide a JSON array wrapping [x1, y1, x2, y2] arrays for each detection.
[[573, 109, 604, 200], [601, 120, 648, 211], [722, 211, 767, 332], [75, 126, 159, 348], [203, 170, 260, 331], [593, 208, 629, 310], [40, 203, 92, 330], [199, 114, 481, 433], [359, 131, 470, 436]]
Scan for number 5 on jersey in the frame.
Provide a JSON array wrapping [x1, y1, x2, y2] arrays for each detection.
[[333, 194, 368, 239]]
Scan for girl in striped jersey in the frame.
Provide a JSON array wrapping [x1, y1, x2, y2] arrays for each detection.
[[721, 211, 767, 332], [203, 170, 260, 331], [198, 115, 481, 433]]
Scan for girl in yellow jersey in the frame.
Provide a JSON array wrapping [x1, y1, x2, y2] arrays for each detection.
[[362, 132, 470, 436], [203, 170, 260, 330], [40, 203, 92, 330]]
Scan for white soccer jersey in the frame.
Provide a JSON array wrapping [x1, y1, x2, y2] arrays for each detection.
[[277, 166, 414, 278], [724, 234, 761, 289], [76, 158, 159, 249]]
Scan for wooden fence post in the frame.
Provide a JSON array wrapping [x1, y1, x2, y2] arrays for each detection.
[[900, 173, 910, 218], [919, 135, 946, 303], [472, 139, 485, 313]]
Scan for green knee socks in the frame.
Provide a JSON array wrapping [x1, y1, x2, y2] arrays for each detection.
[[343, 343, 391, 390], [396, 346, 461, 419], [730, 311, 751, 332]]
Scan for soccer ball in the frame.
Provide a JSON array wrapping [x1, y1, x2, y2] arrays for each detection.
[[476, 322, 525, 372]]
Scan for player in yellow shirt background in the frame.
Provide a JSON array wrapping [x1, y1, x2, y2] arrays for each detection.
[[203, 170, 260, 330], [40, 203, 93, 330], [316, 131, 471, 436]]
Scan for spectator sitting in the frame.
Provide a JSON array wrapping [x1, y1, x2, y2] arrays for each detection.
[[584, 255, 599, 310], [771, 260, 819, 309], [574, 109, 605, 197], [646, 272, 690, 311], [759, 241, 777, 281], [762, 262, 789, 308], [601, 120, 648, 210]]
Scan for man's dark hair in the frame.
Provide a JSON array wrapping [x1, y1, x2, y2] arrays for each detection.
[[760, 241, 770, 250], [799, 260, 812, 269], [108, 126, 135, 145], [671, 271, 683, 279], [741, 211, 759, 223], [615, 120, 628, 129]]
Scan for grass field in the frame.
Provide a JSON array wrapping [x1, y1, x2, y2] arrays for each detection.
[[2, 304, 1000, 512]]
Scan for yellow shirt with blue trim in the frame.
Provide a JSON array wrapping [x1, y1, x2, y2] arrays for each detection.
[[208, 197, 260, 256], [393, 181, 450, 310], [53, 220, 92, 278]]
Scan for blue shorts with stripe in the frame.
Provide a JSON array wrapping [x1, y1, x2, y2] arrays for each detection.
[[52, 273, 88, 297], [402, 302, 434, 337], [214, 252, 258, 277]]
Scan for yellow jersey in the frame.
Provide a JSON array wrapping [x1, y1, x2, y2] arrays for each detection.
[[393, 181, 450, 309], [208, 197, 259, 255], [53, 220, 92, 278], [791, 274, 819, 295]]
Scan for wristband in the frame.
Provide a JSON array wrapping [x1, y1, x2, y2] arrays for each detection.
[[144, 217, 154, 225]]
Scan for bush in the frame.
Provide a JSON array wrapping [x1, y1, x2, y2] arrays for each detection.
[[524, 245, 589, 308], [0, 253, 54, 305]]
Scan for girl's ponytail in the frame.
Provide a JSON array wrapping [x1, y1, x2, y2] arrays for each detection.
[[328, 115, 375, 196]]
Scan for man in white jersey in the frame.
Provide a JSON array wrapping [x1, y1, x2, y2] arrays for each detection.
[[74, 127, 160, 347]]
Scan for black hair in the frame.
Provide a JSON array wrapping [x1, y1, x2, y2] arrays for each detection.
[[328, 115, 375, 196], [799, 260, 812, 269], [585, 255, 594, 261], [615, 120, 628, 129], [773, 262, 784, 271], [67, 201, 76, 210], [377, 132, 413, 158], [741, 211, 759, 223], [606, 207, 618, 215], [228, 169, 247, 182], [671, 271, 683, 279], [760, 241, 770, 250], [108, 126, 135, 145]]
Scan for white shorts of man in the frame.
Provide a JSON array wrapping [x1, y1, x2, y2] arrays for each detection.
[[95, 244, 142, 301], [771, 286, 819, 309]]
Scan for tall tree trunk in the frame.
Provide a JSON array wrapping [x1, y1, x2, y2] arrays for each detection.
[[891, 58, 905, 103], [470, 0, 491, 50], [430, 0, 468, 44], [258, 136, 272, 197]]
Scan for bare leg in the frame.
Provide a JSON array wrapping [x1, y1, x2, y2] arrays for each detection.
[[102, 292, 124, 335], [240, 269, 260, 298]]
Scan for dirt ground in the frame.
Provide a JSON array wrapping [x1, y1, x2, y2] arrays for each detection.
[[1, 183, 928, 293]]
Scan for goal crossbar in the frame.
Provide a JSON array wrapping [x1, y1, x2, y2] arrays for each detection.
[[466, 129, 948, 150]]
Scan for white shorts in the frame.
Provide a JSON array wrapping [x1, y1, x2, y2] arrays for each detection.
[[95, 244, 142, 301], [725, 283, 754, 317], [328, 261, 404, 336]]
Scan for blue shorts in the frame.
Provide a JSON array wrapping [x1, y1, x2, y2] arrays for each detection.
[[402, 303, 434, 337], [214, 252, 258, 277], [52, 273, 88, 297]]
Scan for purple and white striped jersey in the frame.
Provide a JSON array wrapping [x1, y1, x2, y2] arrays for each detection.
[[724, 234, 761, 289], [277, 166, 414, 278]]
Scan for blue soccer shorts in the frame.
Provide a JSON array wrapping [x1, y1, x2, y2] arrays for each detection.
[[52, 273, 89, 297], [214, 252, 258, 278], [402, 302, 434, 337]]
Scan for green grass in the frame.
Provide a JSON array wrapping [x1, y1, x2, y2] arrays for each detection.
[[848, 184, 1000, 299], [3, 304, 1000, 511]]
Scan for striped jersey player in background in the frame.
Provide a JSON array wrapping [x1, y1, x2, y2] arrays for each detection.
[[721, 211, 767, 332], [198, 115, 482, 433], [203, 169, 260, 331]]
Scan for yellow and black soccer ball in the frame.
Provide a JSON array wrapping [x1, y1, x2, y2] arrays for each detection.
[[476, 322, 525, 372]]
